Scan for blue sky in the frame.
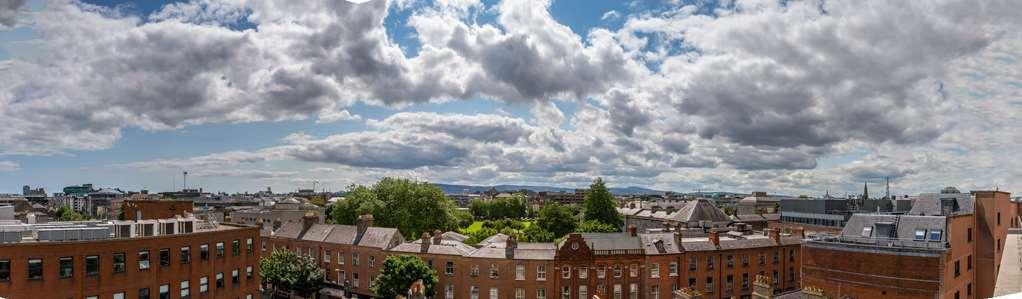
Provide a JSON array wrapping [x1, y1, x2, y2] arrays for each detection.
[[1, 0, 1020, 196]]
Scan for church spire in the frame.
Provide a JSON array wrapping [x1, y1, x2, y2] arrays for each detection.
[[862, 181, 869, 200]]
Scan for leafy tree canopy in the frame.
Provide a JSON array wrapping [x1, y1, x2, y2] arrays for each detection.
[[582, 178, 622, 228], [371, 255, 438, 299], [55, 205, 86, 221], [259, 249, 325, 297], [578, 220, 620, 233], [468, 193, 528, 220], [330, 177, 459, 240], [536, 203, 577, 238]]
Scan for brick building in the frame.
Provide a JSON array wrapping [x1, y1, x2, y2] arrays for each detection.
[[120, 199, 194, 220], [264, 215, 802, 299], [801, 190, 1016, 299], [0, 216, 260, 299]]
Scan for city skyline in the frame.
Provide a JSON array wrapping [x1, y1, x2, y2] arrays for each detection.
[[2, 0, 1022, 196]]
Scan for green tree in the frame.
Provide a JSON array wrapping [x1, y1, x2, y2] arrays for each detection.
[[582, 178, 622, 228], [522, 224, 555, 242], [259, 249, 325, 297], [55, 205, 86, 221], [536, 203, 577, 238], [330, 178, 459, 240], [578, 220, 619, 233], [372, 255, 438, 298]]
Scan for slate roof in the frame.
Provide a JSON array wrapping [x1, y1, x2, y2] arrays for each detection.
[[840, 214, 948, 242], [299, 224, 335, 242], [908, 192, 974, 216], [579, 233, 642, 251], [639, 233, 681, 255], [356, 227, 402, 249], [513, 243, 557, 260], [324, 225, 357, 244], [273, 222, 304, 239], [668, 199, 732, 223], [441, 231, 469, 242], [390, 239, 476, 256]]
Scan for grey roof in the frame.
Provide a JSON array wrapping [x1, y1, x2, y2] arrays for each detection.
[[324, 225, 357, 244], [735, 214, 766, 222], [390, 239, 476, 256], [908, 192, 974, 216], [513, 243, 556, 260], [299, 224, 334, 242], [441, 231, 469, 242], [668, 199, 732, 223], [273, 222, 304, 239], [639, 233, 681, 255], [579, 233, 642, 251], [479, 233, 509, 247], [356, 227, 402, 249], [466, 246, 506, 259], [840, 214, 948, 242]]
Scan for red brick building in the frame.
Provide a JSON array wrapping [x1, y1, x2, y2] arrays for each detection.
[[263, 215, 801, 299], [0, 217, 260, 299], [121, 199, 194, 220], [802, 190, 1015, 299]]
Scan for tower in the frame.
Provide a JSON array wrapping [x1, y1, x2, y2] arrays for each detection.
[[862, 181, 869, 201]]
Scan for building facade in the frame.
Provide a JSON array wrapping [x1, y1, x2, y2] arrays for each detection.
[[801, 190, 1015, 299], [0, 217, 261, 299], [121, 200, 195, 220], [263, 215, 802, 299]]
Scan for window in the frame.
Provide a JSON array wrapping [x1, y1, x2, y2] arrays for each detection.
[[216, 272, 224, 288], [446, 261, 455, 275], [200, 244, 209, 260], [726, 275, 733, 290], [578, 286, 587, 299], [247, 266, 253, 280], [324, 249, 331, 263], [490, 288, 499, 299], [200, 276, 209, 293], [470, 286, 479, 299], [159, 248, 170, 267], [598, 265, 606, 278], [598, 284, 606, 295], [650, 285, 659, 299], [955, 260, 961, 277], [929, 230, 943, 241], [537, 265, 546, 280], [180, 247, 190, 263], [0, 259, 9, 281], [232, 240, 240, 256], [561, 286, 570, 299], [742, 273, 749, 290], [579, 267, 588, 279], [689, 256, 697, 271], [537, 288, 546, 299], [613, 265, 622, 277], [789, 249, 796, 261], [914, 229, 927, 240], [688, 278, 696, 288], [446, 284, 455, 299], [968, 228, 973, 242], [369, 255, 376, 268], [613, 284, 622, 299], [562, 266, 571, 279], [159, 284, 169, 299], [27, 258, 42, 280], [353, 273, 359, 287], [705, 277, 713, 292], [489, 264, 499, 278], [788, 267, 795, 281], [516, 288, 525, 299], [232, 269, 240, 284], [113, 252, 126, 273], [998, 212, 1002, 226], [59, 257, 73, 278], [216, 242, 224, 257], [650, 263, 660, 278], [861, 226, 873, 237], [180, 280, 190, 299], [968, 255, 973, 270], [84, 255, 99, 276], [968, 283, 973, 296], [516, 264, 525, 280], [773, 271, 779, 286], [246, 238, 254, 253], [471, 265, 480, 276], [773, 251, 779, 264], [707, 256, 715, 270], [352, 253, 359, 267], [759, 253, 765, 265], [742, 255, 749, 266], [113, 292, 125, 299], [629, 264, 638, 277], [139, 288, 150, 299], [727, 255, 734, 267], [138, 250, 150, 270], [629, 283, 638, 299]]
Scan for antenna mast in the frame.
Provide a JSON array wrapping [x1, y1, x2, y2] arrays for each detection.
[[183, 171, 188, 190]]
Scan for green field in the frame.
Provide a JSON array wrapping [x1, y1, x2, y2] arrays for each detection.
[[461, 220, 533, 233]]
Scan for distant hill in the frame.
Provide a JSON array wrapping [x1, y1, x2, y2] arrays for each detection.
[[433, 183, 669, 196]]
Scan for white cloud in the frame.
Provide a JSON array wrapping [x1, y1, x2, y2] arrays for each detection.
[[0, 160, 19, 172], [316, 109, 362, 123]]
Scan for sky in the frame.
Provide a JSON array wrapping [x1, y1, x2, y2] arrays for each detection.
[[0, 0, 1021, 196]]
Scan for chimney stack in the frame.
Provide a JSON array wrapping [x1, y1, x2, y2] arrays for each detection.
[[505, 235, 518, 259], [356, 214, 374, 242], [301, 212, 317, 234], [628, 224, 638, 237], [432, 230, 443, 245], [420, 233, 431, 253], [792, 227, 805, 239], [708, 230, 720, 248], [767, 228, 781, 244]]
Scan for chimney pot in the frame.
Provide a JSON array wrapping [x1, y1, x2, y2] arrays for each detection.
[[708, 230, 720, 247], [505, 235, 517, 259], [432, 230, 443, 245], [420, 233, 431, 253], [768, 228, 781, 243]]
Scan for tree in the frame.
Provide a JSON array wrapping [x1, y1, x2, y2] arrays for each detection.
[[578, 220, 619, 233], [55, 205, 86, 221], [522, 224, 555, 242], [582, 178, 622, 228], [536, 203, 577, 238], [330, 178, 460, 240], [372, 255, 438, 299], [467, 193, 528, 220], [259, 249, 325, 297]]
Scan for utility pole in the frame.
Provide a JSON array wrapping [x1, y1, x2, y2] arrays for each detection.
[[183, 171, 188, 190]]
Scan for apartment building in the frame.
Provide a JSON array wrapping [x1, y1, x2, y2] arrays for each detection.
[[801, 190, 1016, 299], [0, 216, 261, 299], [264, 215, 801, 299]]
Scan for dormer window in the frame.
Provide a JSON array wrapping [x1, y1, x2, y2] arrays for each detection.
[[861, 226, 873, 237], [914, 229, 927, 240], [929, 230, 943, 241]]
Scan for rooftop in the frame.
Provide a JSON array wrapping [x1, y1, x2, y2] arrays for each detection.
[[0, 216, 244, 244]]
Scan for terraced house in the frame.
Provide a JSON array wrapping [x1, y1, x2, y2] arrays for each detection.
[[263, 215, 802, 299]]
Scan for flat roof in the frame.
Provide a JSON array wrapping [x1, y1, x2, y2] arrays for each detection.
[[994, 231, 1022, 297]]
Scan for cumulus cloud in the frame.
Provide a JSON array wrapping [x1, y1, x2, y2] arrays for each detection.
[[0, 0, 25, 28], [0, 160, 19, 172], [316, 110, 362, 123]]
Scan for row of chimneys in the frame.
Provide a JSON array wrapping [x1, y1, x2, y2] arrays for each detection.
[[705, 228, 805, 248]]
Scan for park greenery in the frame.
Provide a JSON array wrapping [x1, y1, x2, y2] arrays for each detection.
[[371, 255, 438, 299], [259, 249, 325, 297], [330, 177, 460, 240], [581, 177, 623, 231], [55, 205, 87, 221], [468, 193, 529, 220]]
